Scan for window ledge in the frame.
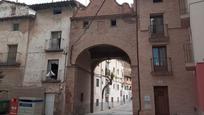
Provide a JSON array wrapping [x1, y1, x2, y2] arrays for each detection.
[[42, 79, 61, 83], [45, 49, 63, 52], [151, 71, 173, 76], [0, 63, 21, 67]]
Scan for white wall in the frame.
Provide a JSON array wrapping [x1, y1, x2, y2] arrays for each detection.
[[94, 59, 132, 112], [189, 0, 204, 63]]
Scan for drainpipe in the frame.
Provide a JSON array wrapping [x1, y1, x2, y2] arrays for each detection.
[[135, 0, 142, 115]]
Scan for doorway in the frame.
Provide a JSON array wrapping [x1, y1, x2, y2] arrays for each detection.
[[154, 86, 170, 115]]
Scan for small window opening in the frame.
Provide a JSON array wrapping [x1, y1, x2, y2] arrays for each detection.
[[153, 0, 163, 3], [83, 21, 89, 28], [13, 23, 19, 31], [111, 19, 117, 27], [53, 7, 62, 15]]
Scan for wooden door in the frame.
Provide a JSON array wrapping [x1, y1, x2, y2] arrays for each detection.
[[154, 86, 170, 115]]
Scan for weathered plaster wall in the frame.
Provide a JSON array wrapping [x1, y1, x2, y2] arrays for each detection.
[[23, 7, 73, 87]]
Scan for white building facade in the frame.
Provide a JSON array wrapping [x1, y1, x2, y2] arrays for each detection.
[[93, 59, 132, 112]]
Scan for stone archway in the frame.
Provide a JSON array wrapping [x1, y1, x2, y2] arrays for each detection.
[[65, 44, 139, 115]]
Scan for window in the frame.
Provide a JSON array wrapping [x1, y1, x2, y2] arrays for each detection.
[[105, 61, 110, 76], [105, 97, 109, 102], [153, 0, 162, 3], [8, 45, 17, 64], [50, 31, 62, 50], [113, 67, 115, 73], [111, 19, 117, 27], [53, 7, 62, 14], [96, 99, 99, 106], [13, 23, 19, 31], [150, 14, 164, 34], [152, 46, 167, 71], [96, 79, 99, 87], [111, 97, 114, 102], [83, 21, 89, 28], [11, 6, 16, 15], [117, 84, 119, 90], [117, 97, 119, 102], [80, 93, 84, 102], [47, 59, 59, 80]]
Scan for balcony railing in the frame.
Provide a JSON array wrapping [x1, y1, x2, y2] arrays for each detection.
[[179, 0, 189, 15], [151, 57, 173, 76], [45, 38, 64, 52], [0, 52, 21, 67], [183, 41, 195, 71], [41, 69, 63, 83], [149, 24, 169, 43]]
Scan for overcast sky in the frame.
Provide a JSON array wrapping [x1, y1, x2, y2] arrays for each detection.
[[8, 0, 133, 5]]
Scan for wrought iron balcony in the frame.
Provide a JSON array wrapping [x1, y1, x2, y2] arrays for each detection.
[[150, 57, 173, 76], [183, 41, 195, 71], [41, 69, 63, 83], [44, 38, 64, 52], [0, 52, 21, 67], [149, 24, 169, 43]]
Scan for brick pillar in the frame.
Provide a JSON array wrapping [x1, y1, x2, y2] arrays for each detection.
[[131, 65, 140, 115], [65, 65, 77, 115]]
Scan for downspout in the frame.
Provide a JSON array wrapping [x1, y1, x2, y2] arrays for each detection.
[[135, 0, 142, 115]]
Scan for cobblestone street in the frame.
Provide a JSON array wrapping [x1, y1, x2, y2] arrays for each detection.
[[86, 102, 133, 115]]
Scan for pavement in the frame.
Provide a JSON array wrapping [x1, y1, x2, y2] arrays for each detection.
[[86, 101, 133, 115]]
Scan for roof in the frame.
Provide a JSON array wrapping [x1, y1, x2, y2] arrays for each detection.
[[29, 1, 78, 11], [0, 0, 27, 6]]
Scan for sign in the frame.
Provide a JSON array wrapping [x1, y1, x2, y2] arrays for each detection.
[[9, 98, 19, 115], [144, 96, 152, 109], [18, 97, 44, 115]]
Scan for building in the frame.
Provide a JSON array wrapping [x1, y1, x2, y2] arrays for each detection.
[[94, 59, 132, 112], [66, 0, 198, 115], [0, 0, 199, 115], [0, 0, 36, 114], [183, 0, 204, 115], [0, 1, 79, 115]]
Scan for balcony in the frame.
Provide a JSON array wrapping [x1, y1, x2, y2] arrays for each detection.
[[44, 38, 64, 52], [151, 57, 173, 76], [0, 52, 21, 67], [41, 69, 63, 83], [149, 24, 169, 44], [183, 41, 195, 71], [179, 0, 190, 27], [179, 0, 189, 17], [105, 68, 111, 76]]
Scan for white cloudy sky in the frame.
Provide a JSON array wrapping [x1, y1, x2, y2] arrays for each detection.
[[8, 0, 133, 5]]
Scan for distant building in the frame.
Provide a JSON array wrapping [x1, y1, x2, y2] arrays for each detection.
[[94, 59, 132, 112]]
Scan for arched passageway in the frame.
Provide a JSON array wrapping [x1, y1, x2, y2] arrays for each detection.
[[65, 44, 140, 115]]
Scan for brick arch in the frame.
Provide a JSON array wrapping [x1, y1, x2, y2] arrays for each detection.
[[74, 43, 134, 66]]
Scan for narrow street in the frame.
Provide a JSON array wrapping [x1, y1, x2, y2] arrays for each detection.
[[86, 102, 133, 115]]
